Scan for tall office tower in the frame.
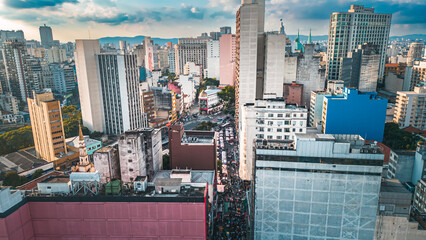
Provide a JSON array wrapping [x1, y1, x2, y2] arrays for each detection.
[[220, 26, 232, 35], [174, 38, 207, 75], [235, 0, 265, 126], [39, 24, 54, 49], [157, 48, 169, 71], [44, 46, 67, 63], [410, 61, 426, 90], [75, 39, 103, 132], [239, 99, 308, 180], [340, 43, 380, 92], [0, 30, 24, 43], [134, 44, 145, 67], [119, 40, 127, 54], [41, 63, 55, 90], [394, 86, 426, 130], [144, 37, 155, 71], [27, 91, 67, 162], [75, 39, 143, 134], [205, 39, 220, 79], [294, 44, 326, 107], [219, 34, 236, 86], [26, 57, 43, 94], [253, 134, 383, 240], [168, 46, 176, 74], [210, 32, 221, 40], [326, 5, 391, 82], [1, 40, 32, 101], [263, 33, 286, 99], [118, 128, 163, 182], [407, 42, 424, 67], [50, 63, 75, 93], [97, 54, 143, 134]]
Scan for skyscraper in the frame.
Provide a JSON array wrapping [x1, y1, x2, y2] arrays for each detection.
[[219, 34, 236, 86], [75, 39, 144, 134], [205, 39, 220, 79], [220, 26, 232, 35], [326, 5, 391, 82], [39, 24, 54, 49], [174, 38, 207, 75], [1, 40, 32, 101], [263, 33, 286, 99], [340, 43, 380, 92], [393, 86, 426, 130], [407, 42, 424, 67], [27, 91, 67, 162], [235, 0, 265, 126]]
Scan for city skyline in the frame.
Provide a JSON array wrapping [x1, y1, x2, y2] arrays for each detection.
[[0, 0, 425, 42]]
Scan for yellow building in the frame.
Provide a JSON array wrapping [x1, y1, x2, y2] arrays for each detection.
[[28, 91, 67, 162]]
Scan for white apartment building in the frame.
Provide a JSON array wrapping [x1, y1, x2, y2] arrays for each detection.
[[326, 5, 391, 82], [239, 98, 308, 180], [410, 61, 426, 90], [394, 86, 426, 130], [263, 33, 286, 99], [205, 39, 220, 79]]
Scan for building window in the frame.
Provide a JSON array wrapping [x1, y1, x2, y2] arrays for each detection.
[[299, 129, 303, 132], [285, 128, 290, 132], [129, 168, 133, 172], [259, 127, 264, 132], [128, 150, 132, 153], [257, 134, 264, 138], [277, 129, 282, 132], [278, 114, 283, 117], [285, 120, 290, 125], [292, 128, 296, 132], [277, 136, 282, 140], [268, 114, 273, 117], [277, 121, 283, 126], [128, 159, 133, 163], [267, 136, 273, 139], [285, 135, 290, 140], [267, 128, 272, 132], [268, 121, 273, 126]]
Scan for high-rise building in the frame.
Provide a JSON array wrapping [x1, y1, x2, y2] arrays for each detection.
[[0, 92, 19, 114], [168, 46, 176, 74], [263, 33, 286, 99], [97, 54, 144, 134], [407, 42, 424, 67], [50, 63, 75, 93], [413, 178, 426, 214], [253, 134, 384, 240], [157, 48, 169, 71], [27, 91, 67, 162], [39, 24, 54, 49], [235, 0, 265, 125], [75, 39, 103, 132], [340, 43, 380, 92], [44, 46, 67, 63], [239, 99, 308, 180], [393, 86, 426, 130], [118, 128, 162, 182], [322, 88, 388, 142], [219, 34, 236, 86], [326, 5, 391, 82], [220, 26, 232, 35], [75, 39, 144, 134], [1, 40, 32, 101], [119, 40, 127, 54], [0, 30, 24, 43], [174, 38, 207, 75], [409, 61, 426, 90], [93, 145, 120, 183], [205, 39, 220, 79]]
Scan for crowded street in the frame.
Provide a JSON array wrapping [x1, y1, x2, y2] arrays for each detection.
[[213, 115, 250, 240]]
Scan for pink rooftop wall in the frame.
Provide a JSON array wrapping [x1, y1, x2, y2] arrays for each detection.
[[0, 201, 207, 240], [219, 34, 236, 86]]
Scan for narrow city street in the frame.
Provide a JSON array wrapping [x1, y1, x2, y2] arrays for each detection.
[[213, 116, 249, 240]]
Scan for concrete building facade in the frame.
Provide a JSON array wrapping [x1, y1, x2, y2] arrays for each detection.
[[39, 24, 53, 48], [322, 88, 388, 142], [27, 92, 67, 162], [93, 145, 120, 183], [174, 38, 207, 75], [239, 99, 308, 180], [219, 34, 236, 86], [326, 5, 391, 82], [263, 33, 286, 99], [253, 134, 384, 240], [205, 40, 219, 79], [394, 86, 426, 130], [118, 128, 162, 182]]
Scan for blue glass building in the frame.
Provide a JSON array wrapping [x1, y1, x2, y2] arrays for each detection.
[[322, 88, 388, 142]]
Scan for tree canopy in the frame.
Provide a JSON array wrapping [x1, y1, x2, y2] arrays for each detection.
[[382, 123, 421, 150], [0, 125, 34, 155], [194, 121, 217, 131], [218, 86, 235, 116], [3, 172, 28, 188]]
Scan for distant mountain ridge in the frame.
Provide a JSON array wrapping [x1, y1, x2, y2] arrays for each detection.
[[99, 34, 426, 46]]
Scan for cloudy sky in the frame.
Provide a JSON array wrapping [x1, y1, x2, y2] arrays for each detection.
[[0, 0, 425, 42]]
